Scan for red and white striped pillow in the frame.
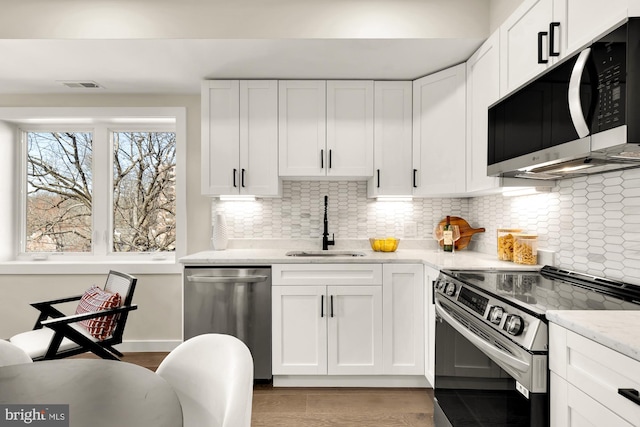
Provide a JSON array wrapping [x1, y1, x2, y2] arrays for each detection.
[[75, 285, 122, 340]]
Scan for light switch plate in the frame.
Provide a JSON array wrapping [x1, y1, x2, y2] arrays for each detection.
[[404, 221, 417, 238]]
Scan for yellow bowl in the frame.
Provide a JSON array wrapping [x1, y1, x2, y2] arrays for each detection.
[[369, 237, 400, 252]]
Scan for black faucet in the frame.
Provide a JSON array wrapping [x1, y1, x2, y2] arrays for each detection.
[[322, 195, 335, 250]]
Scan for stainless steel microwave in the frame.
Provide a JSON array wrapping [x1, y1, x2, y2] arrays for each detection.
[[488, 18, 640, 180]]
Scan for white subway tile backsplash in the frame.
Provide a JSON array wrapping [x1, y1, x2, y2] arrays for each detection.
[[211, 168, 640, 285]]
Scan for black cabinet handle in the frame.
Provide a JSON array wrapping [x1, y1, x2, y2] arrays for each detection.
[[233, 168, 238, 188], [538, 31, 549, 64], [549, 22, 560, 57], [321, 295, 324, 318], [413, 169, 418, 188], [377, 169, 380, 188], [329, 149, 332, 169], [321, 149, 324, 169], [619, 388, 640, 405], [241, 168, 246, 187], [330, 295, 334, 318]]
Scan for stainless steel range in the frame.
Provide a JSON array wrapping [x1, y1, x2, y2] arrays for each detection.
[[433, 265, 640, 427]]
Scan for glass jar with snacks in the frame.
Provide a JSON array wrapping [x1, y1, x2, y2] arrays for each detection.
[[497, 228, 522, 261], [513, 234, 538, 265]]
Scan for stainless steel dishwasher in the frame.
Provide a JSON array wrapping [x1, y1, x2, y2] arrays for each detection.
[[183, 266, 272, 381]]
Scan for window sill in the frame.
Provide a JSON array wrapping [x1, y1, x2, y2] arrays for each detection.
[[0, 260, 182, 275]]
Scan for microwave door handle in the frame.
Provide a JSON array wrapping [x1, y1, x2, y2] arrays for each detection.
[[568, 48, 592, 138]]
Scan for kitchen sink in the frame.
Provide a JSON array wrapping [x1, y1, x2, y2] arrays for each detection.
[[285, 250, 366, 257]]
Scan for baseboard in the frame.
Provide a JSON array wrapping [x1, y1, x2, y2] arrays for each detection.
[[115, 340, 182, 352], [273, 375, 430, 388]]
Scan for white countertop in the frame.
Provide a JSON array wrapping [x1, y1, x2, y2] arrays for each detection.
[[179, 244, 540, 271], [547, 310, 640, 362]]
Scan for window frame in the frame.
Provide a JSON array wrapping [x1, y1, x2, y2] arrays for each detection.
[[0, 107, 186, 274]]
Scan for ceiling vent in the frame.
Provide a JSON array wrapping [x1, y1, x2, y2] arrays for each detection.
[[58, 81, 103, 89]]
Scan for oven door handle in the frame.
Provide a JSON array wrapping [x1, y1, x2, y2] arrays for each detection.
[[435, 298, 530, 373]]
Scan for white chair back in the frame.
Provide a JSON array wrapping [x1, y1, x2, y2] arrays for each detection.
[[156, 334, 254, 427], [0, 339, 33, 366]]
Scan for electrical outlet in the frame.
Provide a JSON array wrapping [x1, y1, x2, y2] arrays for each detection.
[[404, 221, 417, 237]]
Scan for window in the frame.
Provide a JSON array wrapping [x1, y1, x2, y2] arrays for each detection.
[[112, 131, 176, 253], [0, 107, 186, 273], [26, 131, 94, 252], [18, 117, 180, 261]]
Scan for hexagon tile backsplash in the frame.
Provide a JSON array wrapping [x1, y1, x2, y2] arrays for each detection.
[[211, 167, 640, 285]]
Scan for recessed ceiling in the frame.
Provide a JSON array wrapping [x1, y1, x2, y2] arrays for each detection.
[[0, 38, 484, 95]]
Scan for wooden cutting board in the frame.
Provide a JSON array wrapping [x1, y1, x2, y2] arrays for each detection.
[[438, 216, 485, 250]]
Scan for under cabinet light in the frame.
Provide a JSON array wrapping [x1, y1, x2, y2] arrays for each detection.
[[219, 195, 256, 201], [502, 187, 552, 197], [376, 196, 413, 202]]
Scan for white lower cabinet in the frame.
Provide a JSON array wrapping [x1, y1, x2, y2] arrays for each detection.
[[549, 323, 640, 426], [423, 265, 439, 386], [272, 263, 426, 383], [272, 264, 383, 376], [272, 284, 382, 375], [382, 264, 424, 375]]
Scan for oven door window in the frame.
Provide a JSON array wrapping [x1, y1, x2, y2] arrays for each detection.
[[434, 319, 548, 427]]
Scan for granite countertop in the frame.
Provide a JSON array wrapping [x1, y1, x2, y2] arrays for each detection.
[[179, 239, 542, 271], [547, 310, 640, 363]]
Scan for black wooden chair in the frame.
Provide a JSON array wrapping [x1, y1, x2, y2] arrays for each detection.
[[9, 270, 138, 361]]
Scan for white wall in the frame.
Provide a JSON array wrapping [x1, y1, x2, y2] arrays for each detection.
[[489, 0, 525, 32], [0, 121, 17, 262]]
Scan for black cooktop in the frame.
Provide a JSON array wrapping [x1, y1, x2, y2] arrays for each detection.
[[441, 265, 640, 316]]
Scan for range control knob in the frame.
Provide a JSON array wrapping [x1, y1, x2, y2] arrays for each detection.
[[488, 306, 505, 325], [444, 282, 457, 297], [504, 315, 525, 336], [435, 280, 445, 291]]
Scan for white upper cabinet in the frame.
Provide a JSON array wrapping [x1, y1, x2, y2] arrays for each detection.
[[368, 81, 413, 197], [201, 80, 279, 196], [279, 80, 374, 178], [278, 80, 327, 177], [412, 64, 467, 197], [466, 32, 501, 194], [560, 0, 634, 58], [326, 81, 374, 177], [500, 0, 557, 95]]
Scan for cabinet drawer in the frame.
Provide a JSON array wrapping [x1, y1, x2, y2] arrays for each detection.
[[551, 372, 633, 427], [272, 264, 382, 286], [550, 324, 640, 425]]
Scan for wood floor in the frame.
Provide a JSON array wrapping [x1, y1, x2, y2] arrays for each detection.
[[76, 352, 435, 427]]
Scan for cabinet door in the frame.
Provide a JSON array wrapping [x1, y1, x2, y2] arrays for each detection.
[[424, 266, 439, 387], [412, 64, 466, 197], [239, 80, 280, 196], [500, 0, 555, 95], [382, 264, 424, 375], [278, 80, 326, 177], [368, 81, 413, 197], [466, 32, 501, 194], [327, 285, 383, 375], [201, 80, 240, 195], [326, 81, 374, 177], [551, 373, 633, 427], [272, 285, 327, 375], [561, 0, 629, 58]]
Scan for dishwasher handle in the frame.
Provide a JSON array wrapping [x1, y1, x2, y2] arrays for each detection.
[[187, 275, 268, 284]]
